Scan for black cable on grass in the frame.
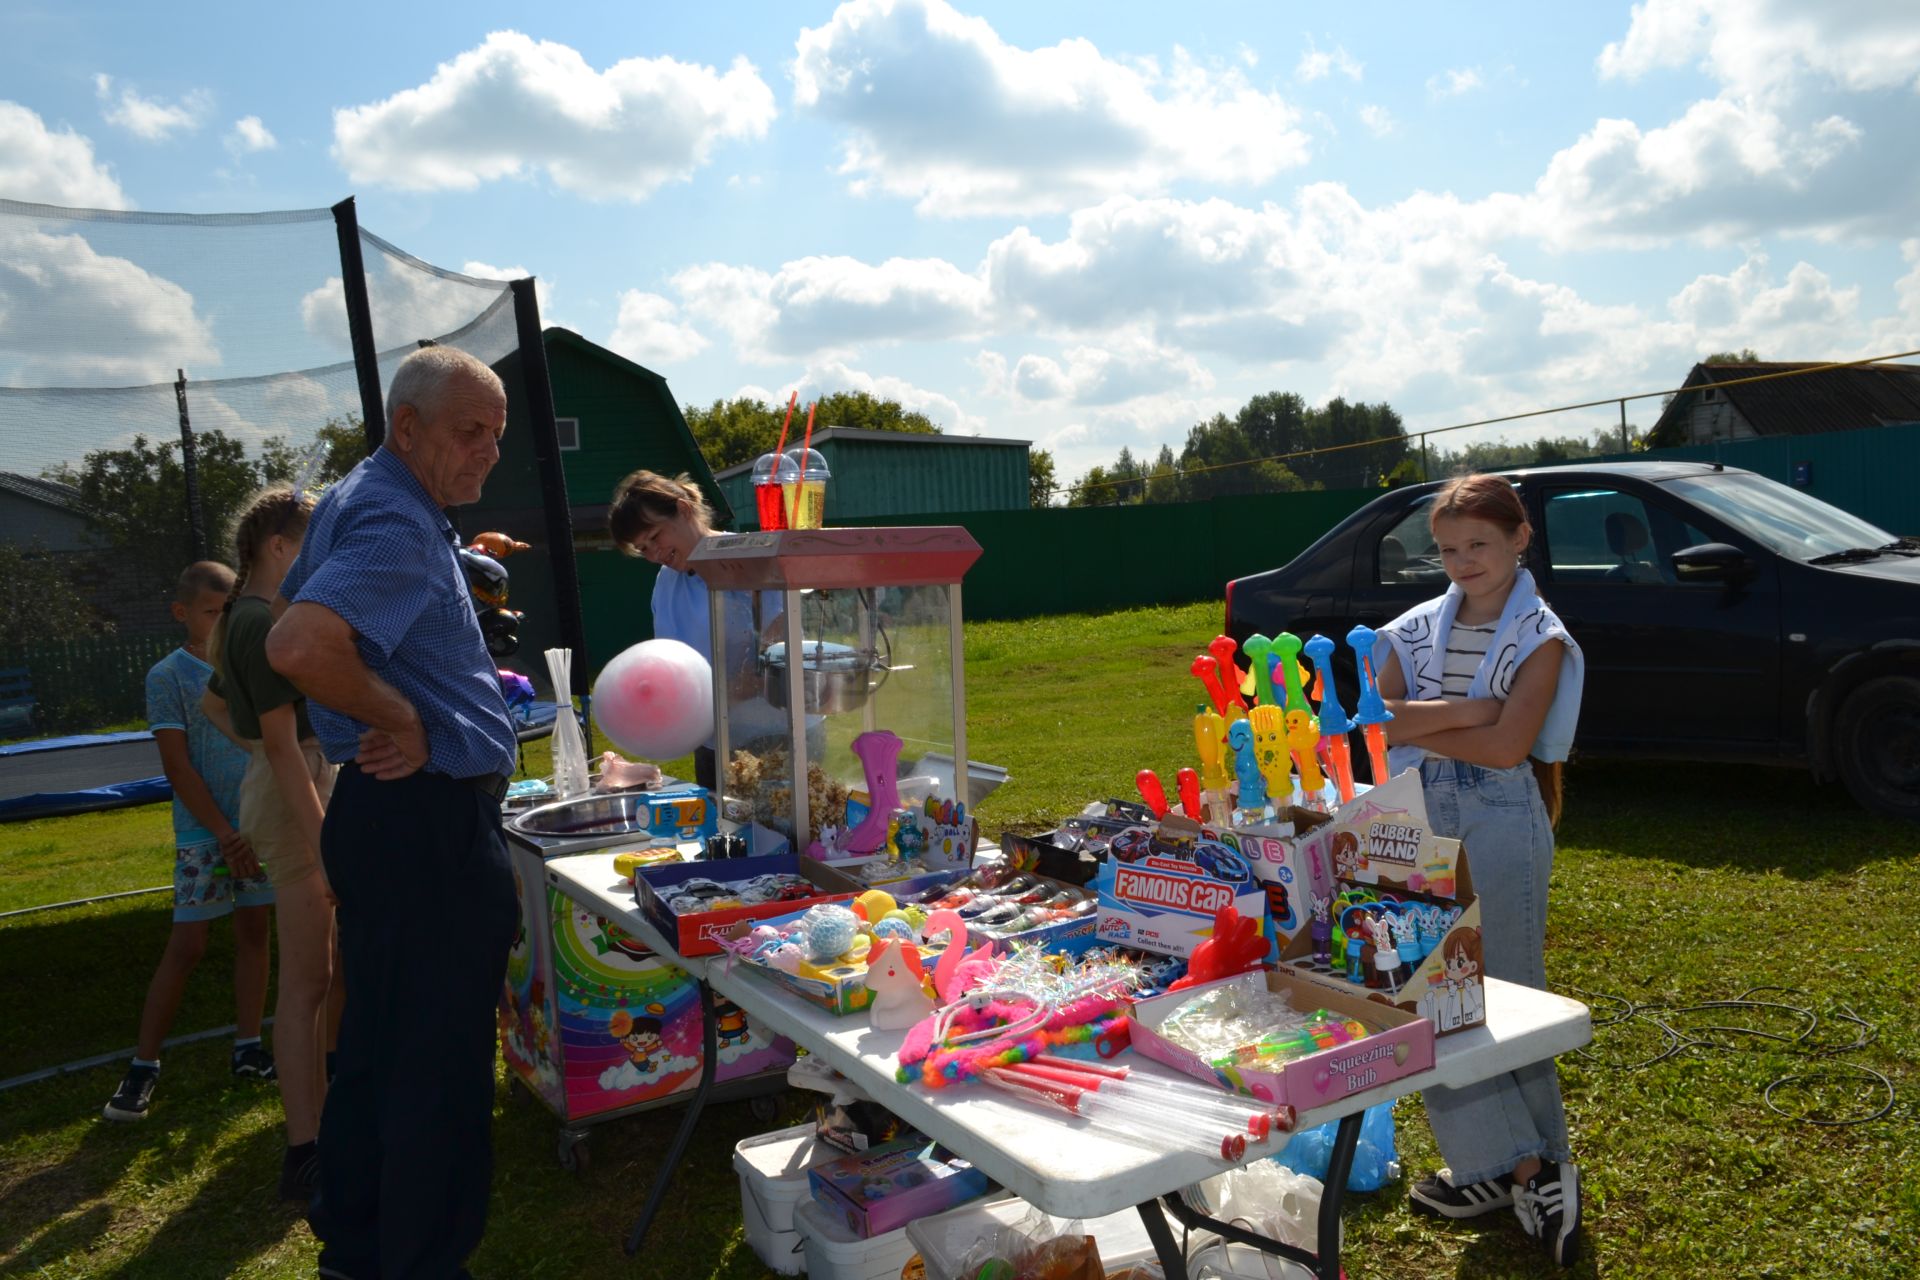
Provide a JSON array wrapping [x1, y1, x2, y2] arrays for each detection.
[[1557, 983, 1897, 1127]]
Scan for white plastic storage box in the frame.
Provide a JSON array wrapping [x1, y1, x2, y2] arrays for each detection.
[[905, 1195, 1157, 1280], [794, 1195, 927, 1280], [735, 1124, 838, 1276]]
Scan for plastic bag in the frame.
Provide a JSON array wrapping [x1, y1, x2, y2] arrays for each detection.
[[544, 648, 590, 799], [954, 1209, 1101, 1280], [1271, 1101, 1399, 1193], [1194, 1160, 1327, 1253]]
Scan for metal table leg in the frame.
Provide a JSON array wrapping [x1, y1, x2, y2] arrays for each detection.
[[1149, 1109, 1366, 1280], [622, 978, 720, 1255]]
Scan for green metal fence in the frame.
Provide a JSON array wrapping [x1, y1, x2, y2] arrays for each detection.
[[1, 631, 178, 734]]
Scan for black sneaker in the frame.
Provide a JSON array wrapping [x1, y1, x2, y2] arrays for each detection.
[[103, 1064, 159, 1122], [231, 1042, 277, 1080], [1513, 1160, 1583, 1265], [1409, 1167, 1515, 1219]]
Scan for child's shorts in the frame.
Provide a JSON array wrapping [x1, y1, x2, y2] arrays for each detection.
[[174, 839, 276, 923], [239, 741, 339, 888]]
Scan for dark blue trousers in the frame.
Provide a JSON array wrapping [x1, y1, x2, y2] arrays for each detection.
[[315, 766, 518, 1280]]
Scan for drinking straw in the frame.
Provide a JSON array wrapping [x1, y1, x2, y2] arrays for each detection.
[[789, 400, 818, 527], [775, 390, 797, 455], [801, 399, 817, 457]]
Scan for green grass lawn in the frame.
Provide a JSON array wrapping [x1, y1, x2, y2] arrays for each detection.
[[3, 600, 1916, 1278]]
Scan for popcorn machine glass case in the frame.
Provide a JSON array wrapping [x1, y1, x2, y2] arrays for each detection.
[[687, 527, 982, 853]]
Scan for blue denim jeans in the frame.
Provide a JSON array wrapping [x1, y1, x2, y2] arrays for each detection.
[[1416, 756, 1571, 1184]]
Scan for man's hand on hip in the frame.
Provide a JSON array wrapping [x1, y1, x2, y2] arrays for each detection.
[[357, 715, 429, 780]]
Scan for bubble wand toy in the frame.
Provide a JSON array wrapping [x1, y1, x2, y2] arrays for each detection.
[[1247, 704, 1292, 813], [1208, 635, 1249, 710], [996, 1057, 1284, 1142], [1135, 769, 1170, 820], [1176, 768, 1202, 822], [1242, 634, 1280, 708], [1194, 704, 1233, 824], [1304, 634, 1356, 804], [1347, 624, 1395, 786], [980, 1067, 1250, 1161], [1190, 655, 1233, 717], [1226, 718, 1267, 821]]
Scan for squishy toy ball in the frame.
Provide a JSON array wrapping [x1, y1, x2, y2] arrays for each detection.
[[592, 640, 714, 760]]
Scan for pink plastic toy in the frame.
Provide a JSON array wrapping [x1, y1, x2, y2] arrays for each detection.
[[843, 730, 904, 853]]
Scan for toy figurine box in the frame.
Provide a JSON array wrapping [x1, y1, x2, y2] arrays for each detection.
[[1282, 771, 1486, 1036], [808, 1133, 996, 1238], [634, 854, 863, 957], [1128, 970, 1434, 1114], [1185, 803, 1336, 944], [724, 868, 1097, 1015], [1091, 814, 1269, 958], [628, 783, 720, 843]]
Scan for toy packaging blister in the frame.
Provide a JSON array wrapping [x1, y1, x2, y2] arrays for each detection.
[[1128, 970, 1434, 1112], [807, 1133, 997, 1239], [633, 853, 863, 956], [1282, 770, 1486, 1035]]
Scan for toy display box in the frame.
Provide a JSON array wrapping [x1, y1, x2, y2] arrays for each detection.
[[1183, 803, 1336, 943], [1090, 813, 1271, 958], [1129, 970, 1435, 1114], [726, 868, 1099, 1015], [1281, 771, 1486, 1035], [634, 854, 863, 957], [808, 1132, 996, 1239]]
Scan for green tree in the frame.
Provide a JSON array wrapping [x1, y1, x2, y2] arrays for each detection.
[[0, 541, 109, 648], [683, 393, 942, 472], [1703, 348, 1761, 364], [1067, 464, 1113, 507], [1178, 413, 1304, 500], [1027, 447, 1057, 507], [63, 430, 263, 589]]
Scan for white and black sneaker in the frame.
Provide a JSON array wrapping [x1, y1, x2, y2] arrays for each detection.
[[1409, 1167, 1514, 1219], [1513, 1160, 1582, 1265], [103, 1064, 159, 1122]]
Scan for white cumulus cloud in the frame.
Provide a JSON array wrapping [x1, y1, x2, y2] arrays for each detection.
[[94, 74, 212, 141], [1295, 38, 1362, 83], [332, 31, 776, 201], [673, 255, 988, 362], [0, 102, 128, 208], [792, 0, 1309, 215], [608, 290, 708, 365], [1358, 104, 1396, 137], [224, 115, 277, 156], [1426, 67, 1483, 99]]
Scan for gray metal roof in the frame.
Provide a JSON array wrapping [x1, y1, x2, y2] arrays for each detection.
[[711, 425, 1030, 480], [0, 471, 86, 513]]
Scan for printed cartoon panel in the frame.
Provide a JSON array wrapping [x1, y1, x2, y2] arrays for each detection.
[[546, 886, 795, 1120], [499, 848, 565, 1112]]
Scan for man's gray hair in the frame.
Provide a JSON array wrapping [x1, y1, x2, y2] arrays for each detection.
[[385, 346, 504, 425]]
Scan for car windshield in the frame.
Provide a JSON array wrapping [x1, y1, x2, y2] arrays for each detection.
[[1661, 472, 1898, 562]]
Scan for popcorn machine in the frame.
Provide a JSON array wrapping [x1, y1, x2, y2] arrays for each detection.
[[685, 527, 985, 854]]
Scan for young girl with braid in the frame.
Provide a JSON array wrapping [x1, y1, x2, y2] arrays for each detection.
[[203, 486, 341, 1200]]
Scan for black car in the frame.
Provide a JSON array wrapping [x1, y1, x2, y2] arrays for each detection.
[[1225, 461, 1920, 818]]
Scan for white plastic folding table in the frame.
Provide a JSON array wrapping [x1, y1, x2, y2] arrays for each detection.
[[545, 852, 1591, 1280]]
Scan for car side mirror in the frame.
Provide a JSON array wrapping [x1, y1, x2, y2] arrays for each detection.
[[1672, 542, 1753, 584]]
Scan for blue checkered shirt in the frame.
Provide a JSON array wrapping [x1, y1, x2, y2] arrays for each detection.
[[280, 447, 516, 779]]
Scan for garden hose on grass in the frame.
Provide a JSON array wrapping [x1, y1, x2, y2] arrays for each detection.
[[1560, 983, 1896, 1127]]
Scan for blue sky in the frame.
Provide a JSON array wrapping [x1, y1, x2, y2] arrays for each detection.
[[4, 0, 1918, 486]]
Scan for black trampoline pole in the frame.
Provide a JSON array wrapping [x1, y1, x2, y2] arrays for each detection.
[[331, 197, 387, 451]]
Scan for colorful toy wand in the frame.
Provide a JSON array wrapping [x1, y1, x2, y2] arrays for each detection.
[[1226, 718, 1267, 814], [1274, 632, 1310, 713], [1304, 633, 1356, 804], [1176, 768, 1202, 822], [1208, 635, 1249, 709], [1194, 705, 1231, 794], [1243, 634, 1279, 707], [1189, 655, 1233, 717], [1135, 769, 1169, 819], [1348, 624, 1395, 786]]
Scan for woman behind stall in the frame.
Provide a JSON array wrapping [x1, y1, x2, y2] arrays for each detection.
[[1370, 473, 1586, 1266], [608, 470, 792, 789], [203, 486, 340, 1201]]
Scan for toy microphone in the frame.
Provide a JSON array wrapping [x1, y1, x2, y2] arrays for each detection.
[[1348, 624, 1395, 786]]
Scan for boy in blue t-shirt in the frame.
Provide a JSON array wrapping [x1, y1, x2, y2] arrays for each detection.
[[103, 562, 279, 1122]]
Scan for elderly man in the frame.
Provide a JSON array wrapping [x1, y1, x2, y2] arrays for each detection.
[[268, 345, 519, 1280]]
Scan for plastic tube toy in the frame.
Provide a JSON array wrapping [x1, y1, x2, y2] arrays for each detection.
[[1274, 632, 1310, 713], [981, 1068, 1249, 1161], [1190, 654, 1233, 717], [1348, 624, 1395, 786], [1176, 768, 1202, 821], [1208, 636, 1248, 710], [1246, 704, 1291, 806], [1304, 634, 1356, 804], [1135, 769, 1169, 819], [1226, 719, 1266, 814], [1242, 634, 1279, 707]]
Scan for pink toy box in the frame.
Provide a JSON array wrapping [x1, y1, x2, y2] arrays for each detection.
[[807, 1133, 996, 1238], [1129, 969, 1435, 1112]]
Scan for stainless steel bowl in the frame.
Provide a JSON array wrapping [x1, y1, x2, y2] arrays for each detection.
[[760, 641, 888, 714], [508, 791, 663, 840]]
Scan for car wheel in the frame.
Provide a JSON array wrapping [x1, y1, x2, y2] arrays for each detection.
[[1833, 675, 1920, 821]]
